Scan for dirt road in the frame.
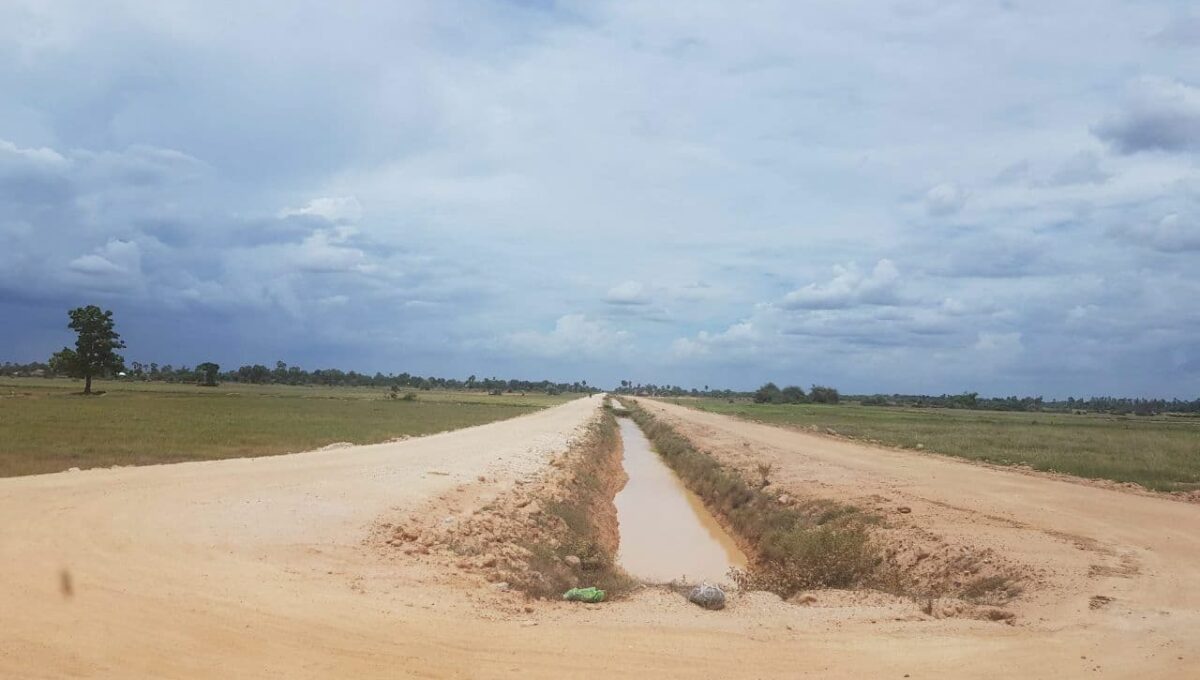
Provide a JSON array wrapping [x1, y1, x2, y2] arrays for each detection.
[[0, 396, 599, 678], [2, 395, 1197, 678]]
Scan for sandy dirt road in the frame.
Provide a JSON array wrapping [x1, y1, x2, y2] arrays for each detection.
[[2, 394, 1198, 678], [1, 396, 600, 678]]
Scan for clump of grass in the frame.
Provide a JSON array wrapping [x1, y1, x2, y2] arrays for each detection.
[[960, 574, 1023, 604], [627, 402, 882, 598], [755, 461, 774, 488], [734, 526, 876, 594]]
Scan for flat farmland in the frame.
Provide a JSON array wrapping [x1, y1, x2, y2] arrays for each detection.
[[0, 377, 579, 477], [664, 398, 1200, 492]]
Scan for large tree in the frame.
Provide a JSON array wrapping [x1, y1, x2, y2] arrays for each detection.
[[49, 306, 126, 395], [753, 382, 782, 404], [196, 362, 221, 387]]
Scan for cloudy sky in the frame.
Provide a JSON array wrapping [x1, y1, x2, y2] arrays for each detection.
[[2, 1, 1199, 396]]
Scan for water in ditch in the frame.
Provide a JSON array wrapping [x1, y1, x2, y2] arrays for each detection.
[[613, 416, 747, 584]]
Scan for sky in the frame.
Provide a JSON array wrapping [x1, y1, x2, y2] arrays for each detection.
[[2, 1, 1199, 397]]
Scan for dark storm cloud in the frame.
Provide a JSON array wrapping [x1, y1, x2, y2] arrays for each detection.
[[1095, 78, 1200, 154], [1153, 15, 1200, 46], [3, 1, 1200, 395]]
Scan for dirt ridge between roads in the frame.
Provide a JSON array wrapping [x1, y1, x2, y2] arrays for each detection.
[[1, 394, 1198, 678]]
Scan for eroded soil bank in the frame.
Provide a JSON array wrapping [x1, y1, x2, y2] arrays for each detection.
[[380, 408, 636, 599]]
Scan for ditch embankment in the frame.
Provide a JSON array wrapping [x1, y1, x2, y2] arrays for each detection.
[[381, 407, 637, 601], [391, 396, 1025, 624], [625, 399, 1025, 620]]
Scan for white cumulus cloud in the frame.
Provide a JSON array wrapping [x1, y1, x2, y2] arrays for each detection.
[[505, 314, 630, 359], [782, 259, 902, 310], [604, 281, 649, 305], [280, 196, 363, 224]]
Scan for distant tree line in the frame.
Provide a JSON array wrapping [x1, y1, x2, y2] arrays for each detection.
[[609, 380, 740, 398], [751, 382, 840, 404], [210, 363, 595, 394], [7, 356, 1200, 412], [852, 392, 1200, 415], [7, 304, 1198, 410], [7, 306, 600, 397], [2, 361, 52, 377], [1, 358, 597, 395]]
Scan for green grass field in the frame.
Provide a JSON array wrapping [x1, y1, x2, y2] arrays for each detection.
[[0, 377, 579, 478], [664, 398, 1200, 492]]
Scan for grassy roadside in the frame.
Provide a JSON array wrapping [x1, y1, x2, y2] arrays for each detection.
[[0, 377, 579, 477], [664, 397, 1200, 492], [625, 401, 882, 597]]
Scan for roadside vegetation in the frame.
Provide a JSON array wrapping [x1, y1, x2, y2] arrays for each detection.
[[667, 397, 1200, 492], [0, 377, 578, 477]]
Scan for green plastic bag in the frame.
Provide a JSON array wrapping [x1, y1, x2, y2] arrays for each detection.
[[563, 586, 606, 603]]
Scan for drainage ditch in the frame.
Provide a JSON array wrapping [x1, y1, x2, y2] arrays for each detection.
[[612, 415, 746, 584], [387, 399, 1024, 621]]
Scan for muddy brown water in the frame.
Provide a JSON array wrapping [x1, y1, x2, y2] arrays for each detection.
[[613, 416, 747, 584]]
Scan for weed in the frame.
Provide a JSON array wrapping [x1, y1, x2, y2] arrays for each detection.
[[755, 461, 774, 488], [960, 574, 1022, 604]]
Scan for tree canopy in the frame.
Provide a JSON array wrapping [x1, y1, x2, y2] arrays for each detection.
[[48, 306, 126, 394], [196, 362, 221, 387]]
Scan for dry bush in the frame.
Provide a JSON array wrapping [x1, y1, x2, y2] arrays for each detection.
[[755, 462, 774, 488]]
